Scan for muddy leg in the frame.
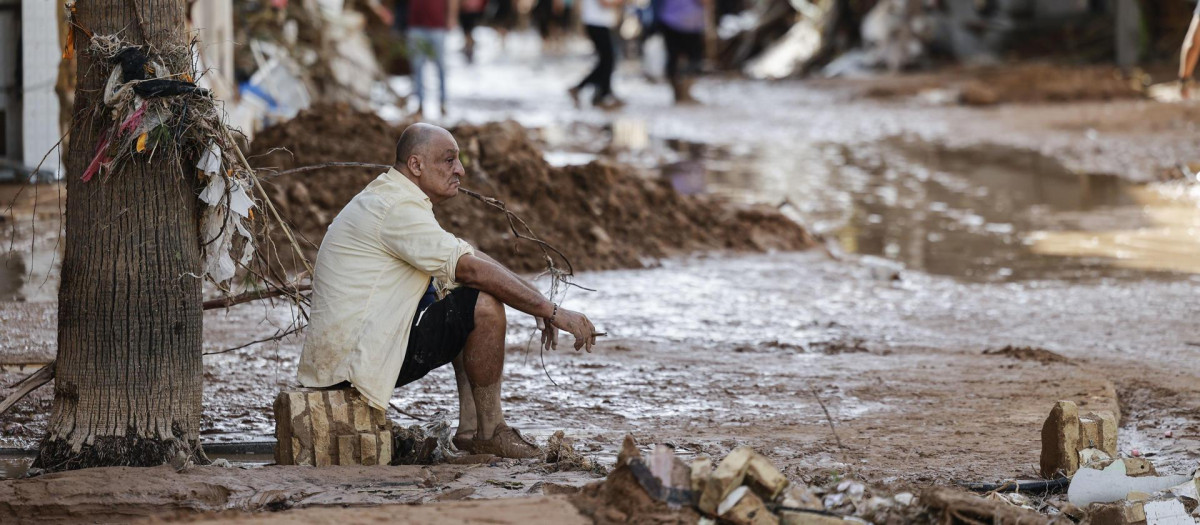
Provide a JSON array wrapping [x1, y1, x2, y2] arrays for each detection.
[[452, 354, 478, 441], [462, 291, 507, 439]]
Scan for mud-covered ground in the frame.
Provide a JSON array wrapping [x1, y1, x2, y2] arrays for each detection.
[[3, 29, 1200, 522]]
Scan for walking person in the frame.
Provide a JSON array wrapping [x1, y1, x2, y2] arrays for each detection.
[[408, 0, 459, 116], [460, 0, 486, 63], [568, 0, 624, 109], [658, 0, 706, 104]]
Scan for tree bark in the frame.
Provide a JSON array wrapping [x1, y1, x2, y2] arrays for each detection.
[[34, 0, 207, 472]]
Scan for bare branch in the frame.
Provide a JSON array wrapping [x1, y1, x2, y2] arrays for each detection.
[[202, 283, 312, 310]]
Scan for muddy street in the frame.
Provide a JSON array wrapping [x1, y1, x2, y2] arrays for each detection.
[[3, 21, 1200, 524]]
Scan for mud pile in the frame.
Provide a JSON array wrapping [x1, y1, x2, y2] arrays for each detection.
[[248, 105, 815, 273]]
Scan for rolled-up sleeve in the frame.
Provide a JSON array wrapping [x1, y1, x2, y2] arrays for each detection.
[[379, 199, 475, 286]]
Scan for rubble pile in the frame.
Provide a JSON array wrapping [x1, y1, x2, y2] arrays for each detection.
[[248, 106, 816, 273], [570, 436, 934, 524]]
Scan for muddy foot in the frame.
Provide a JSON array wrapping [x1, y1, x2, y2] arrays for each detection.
[[468, 424, 541, 459]]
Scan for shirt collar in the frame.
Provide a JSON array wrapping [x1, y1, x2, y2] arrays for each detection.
[[385, 167, 432, 206]]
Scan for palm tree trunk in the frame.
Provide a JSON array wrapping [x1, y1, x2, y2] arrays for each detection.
[[34, 0, 206, 472]]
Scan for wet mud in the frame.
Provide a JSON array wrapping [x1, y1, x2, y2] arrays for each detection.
[[2, 43, 1199, 522]]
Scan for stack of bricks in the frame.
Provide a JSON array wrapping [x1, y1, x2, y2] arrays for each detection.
[[274, 388, 393, 466]]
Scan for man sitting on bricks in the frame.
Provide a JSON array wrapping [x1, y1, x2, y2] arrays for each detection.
[[298, 123, 598, 459]]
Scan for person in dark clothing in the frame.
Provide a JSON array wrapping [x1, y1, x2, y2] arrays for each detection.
[[657, 0, 706, 104], [460, 0, 487, 62], [569, 0, 624, 109]]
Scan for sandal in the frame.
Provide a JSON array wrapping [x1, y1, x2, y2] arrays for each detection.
[[470, 424, 542, 459]]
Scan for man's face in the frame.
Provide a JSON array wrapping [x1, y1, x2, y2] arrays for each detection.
[[414, 132, 464, 204]]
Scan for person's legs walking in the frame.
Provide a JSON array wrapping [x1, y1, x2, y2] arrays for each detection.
[[408, 29, 432, 115], [593, 26, 616, 103], [430, 29, 448, 115], [570, 24, 607, 106]]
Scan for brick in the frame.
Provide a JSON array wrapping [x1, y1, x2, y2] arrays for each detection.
[[361, 432, 378, 466], [1087, 501, 1146, 525], [1041, 401, 1080, 478], [307, 392, 333, 466], [378, 430, 392, 466], [719, 486, 780, 525], [700, 447, 755, 515], [690, 457, 712, 494], [273, 391, 313, 466], [746, 454, 789, 501], [1080, 411, 1118, 457], [337, 434, 357, 466]]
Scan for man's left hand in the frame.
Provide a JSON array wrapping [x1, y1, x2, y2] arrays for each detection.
[[537, 316, 559, 351]]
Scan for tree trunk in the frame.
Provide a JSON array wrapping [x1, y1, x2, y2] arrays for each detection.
[[34, 0, 207, 472]]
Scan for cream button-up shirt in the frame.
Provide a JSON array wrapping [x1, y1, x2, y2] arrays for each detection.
[[298, 168, 475, 409]]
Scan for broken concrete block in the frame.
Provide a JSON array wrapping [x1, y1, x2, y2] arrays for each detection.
[[781, 484, 824, 511], [746, 454, 790, 501], [1087, 500, 1146, 525], [691, 457, 713, 495], [1080, 411, 1118, 457], [273, 388, 393, 466], [779, 512, 849, 525], [699, 446, 756, 515], [1040, 400, 1081, 478], [719, 485, 779, 525], [1122, 458, 1158, 478]]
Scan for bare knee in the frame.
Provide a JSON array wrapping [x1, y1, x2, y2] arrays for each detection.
[[474, 291, 505, 327]]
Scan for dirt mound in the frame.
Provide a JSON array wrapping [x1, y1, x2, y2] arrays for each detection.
[[983, 345, 1070, 365], [248, 105, 815, 273]]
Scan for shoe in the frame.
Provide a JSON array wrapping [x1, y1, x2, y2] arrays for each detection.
[[594, 95, 625, 111], [567, 87, 582, 109], [468, 424, 541, 459], [452, 432, 474, 452], [672, 78, 699, 105]]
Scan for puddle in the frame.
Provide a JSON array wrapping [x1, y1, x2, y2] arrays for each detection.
[[619, 137, 1198, 282]]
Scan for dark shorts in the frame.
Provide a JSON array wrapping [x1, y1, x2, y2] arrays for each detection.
[[460, 12, 482, 33], [394, 286, 480, 388]]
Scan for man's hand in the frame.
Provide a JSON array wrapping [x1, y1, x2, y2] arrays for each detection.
[[536, 316, 559, 351], [549, 308, 597, 352]]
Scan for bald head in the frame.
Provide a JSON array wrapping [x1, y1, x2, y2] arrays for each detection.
[[392, 123, 464, 204], [395, 123, 453, 169]]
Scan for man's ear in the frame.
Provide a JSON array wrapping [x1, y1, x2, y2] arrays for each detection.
[[406, 155, 422, 176]]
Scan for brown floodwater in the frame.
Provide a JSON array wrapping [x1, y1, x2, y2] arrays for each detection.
[[643, 137, 1199, 283]]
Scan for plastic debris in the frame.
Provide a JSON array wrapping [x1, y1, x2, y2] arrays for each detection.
[[1067, 463, 1191, 506]]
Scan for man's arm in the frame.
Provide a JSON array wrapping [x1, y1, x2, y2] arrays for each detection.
[[473, 250, 545, 300], [1181, 13, 1200, 97], [455, 253, 597, 351]]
